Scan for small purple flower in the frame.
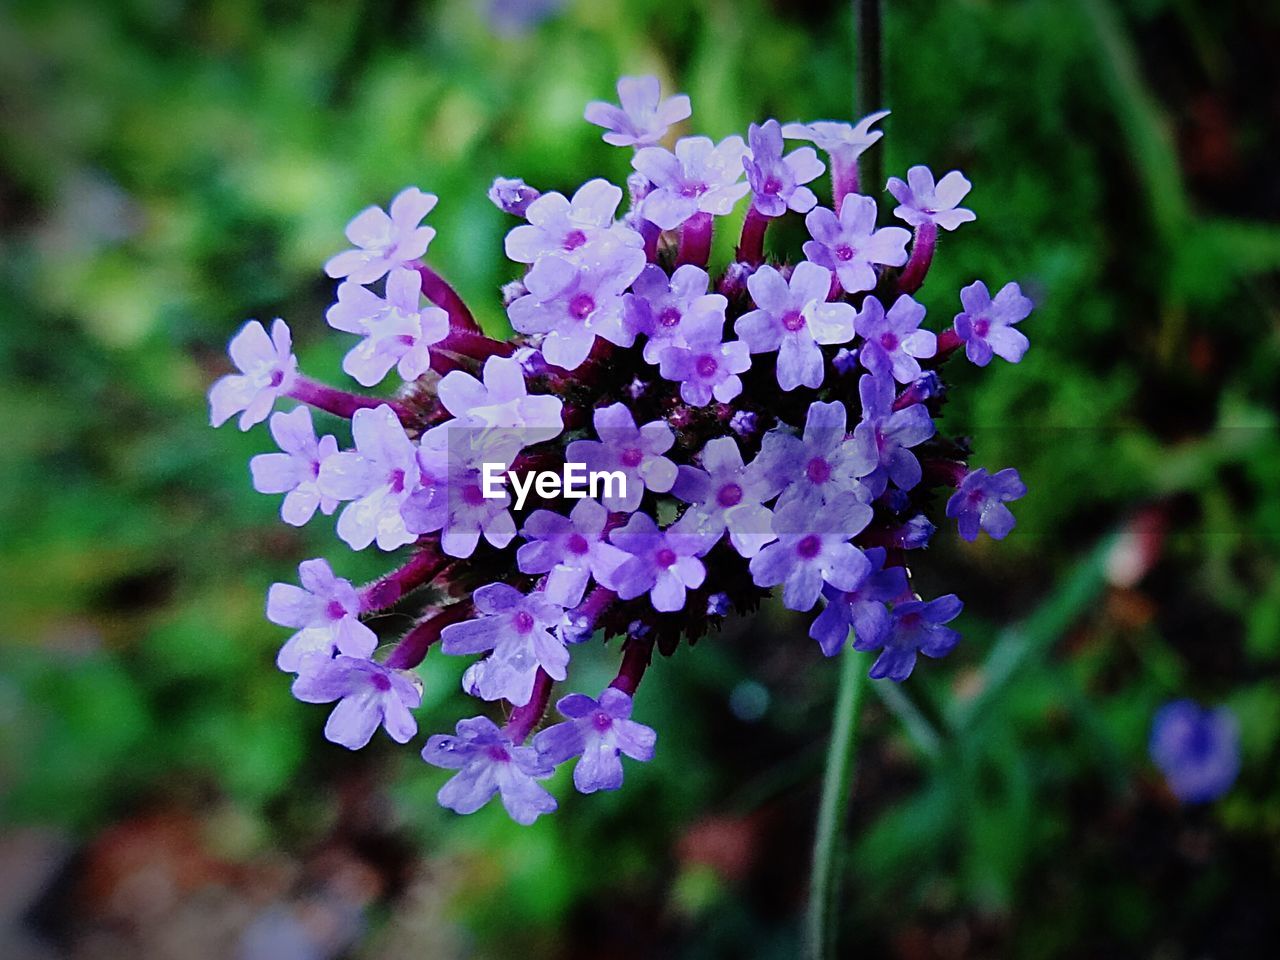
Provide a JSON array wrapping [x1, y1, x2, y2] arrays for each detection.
[[603, 513, 712, 612], [403, 424, 517, 558], [754, 401, 874, 510], [632, 135, 750, 230], [422, 716, 556, 825], [860, 595, 963, 681], [585, 75, 692, 148], [735, 262, 856, 391], [945, 467, 1026, 542], [808, 548, 910, 656], [1150, 700, 1241, 803], [534, 688, 657, 793], [624, 263, 726, 364], [803, 195, 910, 294], [743, 119, 825, 218], [325, 268, 450, 386], [504, 179, 642, 264], [781, 111, 889, 172], [672, 436, 777, 558], [508, 250, 646, 370], [441, 584, 568, 707], [854, 295, 936, 384], [292, 653, 422, 750], [324, 187, 438, 283], [953, 280, 1032, 366], [852, 372, 935, 497], [267, 558, 377, 672], [517, 498, 628, 607], [488, 176, 540, 217], [565, 403, 677, 512], [209, 319, 298, 430], [438, 355, 564, 446], [886, 166, 975, 231], [317, 404, 420, 551], [656, 306, 751, 407], [250, 407, 340, 526], [748, 497, 874, 611]]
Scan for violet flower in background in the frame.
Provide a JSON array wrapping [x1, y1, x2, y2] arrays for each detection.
[[267, 559, 377, 672], [250, 407, 340, 526], [803, 194, 910, 294], [853, 371, 936, 497], [534, 689, 657, 793], [208, 319, 297, 430], [1150, 700, 1241, 803], [422, 716, 557, 824], [859, 594, 963, 681], [954, 279, 1033, 366], [585, 75, 692, 148], [323, 187, 437, 283], [808, 548, 909, 656], [292, 653, 422, 750], [946, 467, 1027, 541], [783, 111, 889, 200], [326, 268, 450, 386], [854, 294, 936, 384]]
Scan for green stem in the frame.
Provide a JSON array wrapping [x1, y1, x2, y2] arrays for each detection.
[[804, 650, 866, 960]]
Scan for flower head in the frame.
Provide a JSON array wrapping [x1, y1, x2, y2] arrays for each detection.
[[1149, 700, 1241, 803], [292, 653, 422, 749], [438, 355, 564, 447], [782, 111, 889, 169], [625, 264, 726, 364], [534, 688, 656, 793], [267, 558, 377, 672], [326, 268, 450, 386], [672, 436, 777, 558], [954, 280, 1032, 366], [945, 467, 1026, 541], [754, 401, 873, 510], [744, 119, 824, 218], [504, 179, 642, 264], [324, 187, 438, 283], [886, 166, 975, 231], [209, 319, 297, 430], [422, 716, 557, 824], [250, 407, 340, 526], [632, 135, 750, 230], [585, 75, 692, 148], [803, 194, 910, 294], [656, 307, 751, 407], [852, 372, 935, 497]]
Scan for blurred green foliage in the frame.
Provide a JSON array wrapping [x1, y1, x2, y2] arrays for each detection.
[[1, 0, 1278, 956]]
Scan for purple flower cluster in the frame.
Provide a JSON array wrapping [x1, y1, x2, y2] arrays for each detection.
[[210, 77, 1031, 825]]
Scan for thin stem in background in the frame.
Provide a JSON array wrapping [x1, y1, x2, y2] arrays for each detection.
[[855, 0, 884, 196]]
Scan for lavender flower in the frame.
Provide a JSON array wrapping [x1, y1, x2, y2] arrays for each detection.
[[438, 355, 564, 445], [292, 653, 422, 750], [403, 425, 516, 558], [854, 294, 936, 384], [953, 280, 1032, 366], [735, 262, 855, 391], [859, 595, 963, 681], [945, 467, 1027, 541], [656, 307, 751, 406], [565, 402, 678, 512], [504, 179, 642, 264], [488, 176, 540, 217], [782, 111, 889, 184], [324, 187, 438, 283], [250, 407, 340, 526], [754, 401, 874, 510], [209, 319, 297, 430], [267, 558, 377, 672], [808, 548, 909, 656], [803, 195, 910, 294], [624, 263, 726, 364], [744, 119, 824, 218], [632, 135, 750, 230], [534, 688, 657, 793], [325, 268, 450, 386], [604, 513, 712, 612], [886, 166, 975, 231], [422, 716, 556, 824], [517, 498, 628, 607], [748, 497, 874, 611], [672, 436, 777, 558], [441, 584, 568, 706], [1149, 700, 1241, 803], [585, 75, 692, 148], [852, 372, 935, 497], [318, 404, 420, 551]]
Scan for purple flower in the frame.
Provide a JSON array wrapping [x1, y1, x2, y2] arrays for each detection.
[[438, 355, 564, 447], [422, 716, 556, 824], [954, 280, 1032, 366], [748, 497, 874, 611], [267, 558, 377, 672], [585, 75, 692, 148], [803, 195, 910, 294], [632, 135, 750, 230], [533, 688, 657, 793], [743, 119, 824, 218], [603, 513, 712, 612], [441, 584, 568, 706], [1150, 700, 1241, 803], [403, 424, 517, 558], [209, 319, 298, 430], [292, 654, 422, 750], [854, 295, 936, 384], [753, 401, 874, 510], [656, 306, 751, 407], [517, 498, 628, 607], [488, 176, 541, 217], [624, 263, 726, 364], [945, 467, 1026, 541], [672, 436, 777, 558], [852, 372, 935, 497], [324, 187, 437, 283], [808, 548, 910, 656], [504, 179, 642, 264], [325, 268, 450, 386], [565, 402, 677, 512], [735, 262, 856, 391], [886, 166, 975, 231], [860, 595, 963, 681], [781, 111, 890, 172], [317, 404, 420, 551], [507, 249, 646, 370], [250, 407, 340, 526]]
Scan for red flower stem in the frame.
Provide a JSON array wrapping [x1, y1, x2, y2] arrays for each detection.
[[360, 546, 451, 611], [832, 161, 859, 213], [413, 263, 480, 334], [385, 600, 474, 671], [736, 208, 770, 265], [896, 220, 937, 295], [609, 635, 654, 696], [935, 328, 962, 357], [441, 325, 515, 360], [505, 669, 554, 743], [675, 212, 713, 268], [287, 376, 411, 424]]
